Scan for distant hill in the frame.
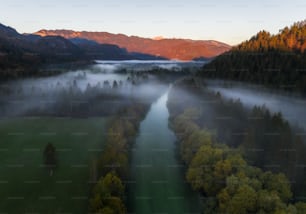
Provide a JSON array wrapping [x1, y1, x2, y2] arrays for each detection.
[[199, 20, 306, 95], [0, 23, 169, 79], [68, 37, 165, 60], [0, 23, 87, 78], [35, 30, 231, 60], [0, 23, 84, 60]]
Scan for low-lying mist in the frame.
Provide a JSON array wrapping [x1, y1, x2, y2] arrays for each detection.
[[95, 60, 205, 72], [206, 80, 306, 130], [1, 61, 195, 117]]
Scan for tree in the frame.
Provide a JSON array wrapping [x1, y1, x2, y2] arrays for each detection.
[[112, 80, 118, 89], [43, 143, 57, 176], [257, 190, 285, 213], [186, 145, 224, 195], [98, 148, 128, 178], [295, 202, 306, 214], [181, 129, 212, 164], [260, 171, 292, 202], [89, 172, 126, 213], [217, 174, 288, 214], [218, 184, 257, 214]]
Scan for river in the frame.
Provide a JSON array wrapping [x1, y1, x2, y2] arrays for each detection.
[[2, 61, 306, 212], [129, 89, 201, 214]]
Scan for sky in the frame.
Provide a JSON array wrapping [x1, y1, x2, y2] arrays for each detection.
[[1, 0, 305, 45]]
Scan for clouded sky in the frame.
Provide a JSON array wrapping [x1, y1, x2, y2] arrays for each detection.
[[1, 0, 305, 45]]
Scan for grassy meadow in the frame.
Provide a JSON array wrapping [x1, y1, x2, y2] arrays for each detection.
[[0, 117, 106, 213]]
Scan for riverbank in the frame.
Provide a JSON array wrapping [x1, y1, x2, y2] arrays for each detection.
[[128, 90, 201, 213]]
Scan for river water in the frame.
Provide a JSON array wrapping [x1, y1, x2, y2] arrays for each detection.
[[129, 89, 201, 214]]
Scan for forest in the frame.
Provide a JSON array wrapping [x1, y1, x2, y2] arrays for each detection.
[[167, 77, 306, 213], [199, 21, 306, 95]]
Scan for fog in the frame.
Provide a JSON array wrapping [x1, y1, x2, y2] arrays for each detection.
[[1, 61, 198, 117], [2, 60, 305, 130], [1, 60, 306, 211], [206, 80, 306, 130], [95, 60, 205, 72]]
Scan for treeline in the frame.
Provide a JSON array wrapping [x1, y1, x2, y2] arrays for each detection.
[[167, 78, 306, 213], [88, 102, 150, 213], [0, 71, 153, 117], [199, 20, 306, 95], [200, 52, 306, 94], [236, 20, 306, 53]]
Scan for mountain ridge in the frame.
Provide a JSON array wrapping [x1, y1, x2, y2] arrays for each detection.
[[34, 29, 231, 60]]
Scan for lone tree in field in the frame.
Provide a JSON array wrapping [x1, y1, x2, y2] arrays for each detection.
[[43, 143, 57, 176]]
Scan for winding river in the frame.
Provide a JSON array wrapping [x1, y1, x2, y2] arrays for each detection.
[[129, 89, 201, 213]]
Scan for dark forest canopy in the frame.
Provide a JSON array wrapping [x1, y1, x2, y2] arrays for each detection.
[[199, 20, 306, 95], [235, 20, 306, 53]]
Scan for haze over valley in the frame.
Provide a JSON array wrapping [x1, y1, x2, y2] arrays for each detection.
[[1, 1, 306, 213]]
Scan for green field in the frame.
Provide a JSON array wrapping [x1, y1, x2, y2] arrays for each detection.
[[0, 117, 106, 214]]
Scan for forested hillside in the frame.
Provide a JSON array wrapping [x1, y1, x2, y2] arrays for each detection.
[[200, 20, 306, 95]]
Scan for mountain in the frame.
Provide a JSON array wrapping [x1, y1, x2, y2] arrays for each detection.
[[199, 20, 306, 95], [0, 23, 83, 60], [0, 23, 88, 79], [0, 22, 164, 79], [34, 30, 231, 60], [69, 38, 128, 60], [0, 23, 82, 57], [68, 37, 165, 60], [0, 23, 19, 37]]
